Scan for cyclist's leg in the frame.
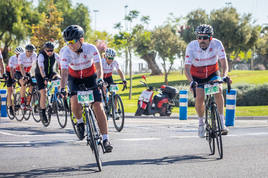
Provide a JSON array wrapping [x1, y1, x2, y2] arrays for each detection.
[[6, 72, 13, 109], [18, 73, 26, 106]]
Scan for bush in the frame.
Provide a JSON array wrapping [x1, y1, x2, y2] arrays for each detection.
[[174, 83, 268, 107]]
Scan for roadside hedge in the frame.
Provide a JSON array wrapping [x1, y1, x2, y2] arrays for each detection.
[[174, 84, 268, 106]]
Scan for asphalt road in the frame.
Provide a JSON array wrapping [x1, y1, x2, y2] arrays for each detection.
[[0, 116, 268, 178]]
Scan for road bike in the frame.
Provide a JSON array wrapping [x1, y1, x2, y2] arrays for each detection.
[[193, 78, 231, 159], [100, 82, 126, 132]]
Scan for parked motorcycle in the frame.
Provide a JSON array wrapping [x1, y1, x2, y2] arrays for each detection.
[[135, 80, 178, 116]]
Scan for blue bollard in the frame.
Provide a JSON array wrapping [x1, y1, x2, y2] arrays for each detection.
[[225, 89, 237, 126], [0, 89, 7, 117], [179, 90, 188, 120]]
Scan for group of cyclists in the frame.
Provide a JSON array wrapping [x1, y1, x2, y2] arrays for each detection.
[[0, 23, 231, 154]]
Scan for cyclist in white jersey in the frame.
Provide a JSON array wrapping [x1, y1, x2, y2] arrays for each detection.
[[6, 47, 24, 115], [184, 24, 230, 137], [60, 25, 113, 152], [18, 44, 37, 109]]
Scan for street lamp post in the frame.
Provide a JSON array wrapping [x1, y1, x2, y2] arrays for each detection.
[[93, 9, 99, 31]]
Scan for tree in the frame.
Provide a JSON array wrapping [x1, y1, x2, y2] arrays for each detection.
[[152, 25, 186, 84], [132, 26, 162, 75], [210, 7, 260, 70], [37, 0, 91, 33], [31, 0, 64, 52], [179, 9, 209, 43], [0, 0, 39, 63]]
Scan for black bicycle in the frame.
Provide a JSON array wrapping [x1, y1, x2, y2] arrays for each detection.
[[67, 84, 105, 172], [100, 82, 126, 132], [193, 78, 231, 159]]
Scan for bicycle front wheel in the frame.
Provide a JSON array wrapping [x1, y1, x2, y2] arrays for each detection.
[[55, 94, 68, 128], [14, 92, 24, 121], [85, 108, 102, 172], [31, 91, 41, 123], [213, 107, 223, 159], [111, 94, 125, 132]]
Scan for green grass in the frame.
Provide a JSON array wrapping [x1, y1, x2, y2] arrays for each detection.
[[113, 70, 268, 116]]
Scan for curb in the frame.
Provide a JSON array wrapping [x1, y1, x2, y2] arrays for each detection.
[[125, 114, 268, 120]]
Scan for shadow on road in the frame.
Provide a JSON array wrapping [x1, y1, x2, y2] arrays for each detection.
[[103, 154, 217, 166], [0, 164, 101, 177]]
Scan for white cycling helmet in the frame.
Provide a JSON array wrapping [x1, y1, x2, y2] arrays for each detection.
[[14, 46, 24, 54], [105, 48, 116, 58]]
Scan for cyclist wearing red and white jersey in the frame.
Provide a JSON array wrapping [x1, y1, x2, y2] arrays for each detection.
[[6, 47, 24, 115], [184, 24, 229, 137], [59, 25, 113, 152], [102, 48, 126, 86], [18, 44, 37, 109]]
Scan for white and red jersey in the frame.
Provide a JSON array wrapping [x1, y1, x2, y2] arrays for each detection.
[[101, 58, 119, 78], [185, 38, 226, 79], [60, 43, 101, 79], [18, 52, 37, 73], [6, 55, 19, 72]]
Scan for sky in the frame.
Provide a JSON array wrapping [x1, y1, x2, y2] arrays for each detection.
[[69, 0, 268, 34]]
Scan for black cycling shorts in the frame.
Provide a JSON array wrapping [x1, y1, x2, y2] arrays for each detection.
[[193, 71, 221, 88], [36, 72, 57, 90], [68, 73, 102, 102], [6, 72, 14, 87], [104, 76, 114, 85]]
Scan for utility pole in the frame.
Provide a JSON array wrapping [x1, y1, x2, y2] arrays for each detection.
[[93, 9, 99, 31]]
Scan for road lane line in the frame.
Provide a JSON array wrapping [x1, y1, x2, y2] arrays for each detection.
[[119, 138, 161, 141]]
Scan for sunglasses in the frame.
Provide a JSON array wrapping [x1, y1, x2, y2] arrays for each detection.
[[197, 36, 210, 40], [46, 49, 54, 52], [108, 57, 114, 60], [66, 39, 78, 45]]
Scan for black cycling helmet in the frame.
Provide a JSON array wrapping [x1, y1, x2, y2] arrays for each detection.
[[63, 25, 84, 41], [44, 42, 55, 49], [195, 24, 214, 36], [25, 44, 36, 51]]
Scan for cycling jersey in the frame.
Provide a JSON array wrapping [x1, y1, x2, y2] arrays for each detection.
[[101, 58, 119, 78], [185, 38, 226, 79], [35, 50, 60, 77], [6, 55, 19, 72], [18, 52, 37, 73], [60, 43, 100, 79]]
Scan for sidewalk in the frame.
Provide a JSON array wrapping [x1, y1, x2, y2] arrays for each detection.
[[125, 113, 268, 120]]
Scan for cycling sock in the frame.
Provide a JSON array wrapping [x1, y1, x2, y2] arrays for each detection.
[[198, 117, 204, 126], [220, 114, 225, 127], [102, 134, 108, 141], [77, 118, 83, 124]]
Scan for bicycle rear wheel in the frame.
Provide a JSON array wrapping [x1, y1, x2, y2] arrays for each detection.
[[55, 94, 68, 128], [111, 94, 125, 132], [212, 107, 223, 159], [85, 108, 102, 172]]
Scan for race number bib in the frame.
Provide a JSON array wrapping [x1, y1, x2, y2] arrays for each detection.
[[77, 90, 94, 104], [204, 83, 220, 95], [51, 80, 60, 87], [110, 84, 119, 92]]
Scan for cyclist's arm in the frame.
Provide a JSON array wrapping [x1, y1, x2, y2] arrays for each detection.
[[0, 58, 4, 76], [117, 68, 125, 81], [219, 58, 228, 77], [38, 54, 46, 78], [60, 68, 68, 89], [95, 62, 103, 79], [185, 64, 193, 82], [20, 64, 26, 77]]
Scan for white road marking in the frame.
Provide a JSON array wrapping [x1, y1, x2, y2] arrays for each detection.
[[0, 131, 72, 137], [119, 138, 161, 141]]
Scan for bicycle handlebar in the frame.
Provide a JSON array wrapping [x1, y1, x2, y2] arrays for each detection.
[[192, 79, 232, 98], [109, 82, 127, 91]]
